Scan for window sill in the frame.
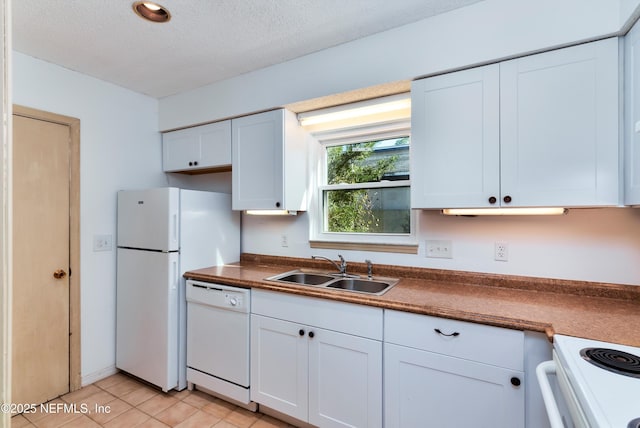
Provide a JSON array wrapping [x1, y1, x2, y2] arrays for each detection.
[[309, 240, 418, 254]]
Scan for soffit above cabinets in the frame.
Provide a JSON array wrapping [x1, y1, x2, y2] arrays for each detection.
[[12, 0, 482, 98]]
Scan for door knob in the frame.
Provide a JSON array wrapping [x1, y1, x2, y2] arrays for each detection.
[[53, 269, 67, 279]]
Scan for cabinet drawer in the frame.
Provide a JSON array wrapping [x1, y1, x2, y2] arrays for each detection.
[[384, 310, 523, 370], [252, 289, 383, 340]]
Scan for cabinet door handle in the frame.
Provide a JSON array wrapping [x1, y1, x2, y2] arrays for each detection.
[[299, 329, 305, 336], [188, 161, 193, 166], [194, 161, 198, 166], [503, 195, 512, 203], [511, 376, 522, 387], [488, 196, 497, 204], [308, 331, 315, 338], [434, 328, 460, 337]]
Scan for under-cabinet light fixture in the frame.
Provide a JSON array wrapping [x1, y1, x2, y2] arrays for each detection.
[[245, 210, 298, 216], [298, 94, 410, 127], [442, 208, 568, 216]]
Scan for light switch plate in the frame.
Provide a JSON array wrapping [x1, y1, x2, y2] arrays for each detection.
[[93, 234, 113, 252]]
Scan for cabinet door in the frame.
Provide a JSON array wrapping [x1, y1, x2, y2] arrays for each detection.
[[384, 343, 524, 428], [625, 20, 640, 204], [500, 38, 620, 207], [198, 120, 232, 168], [232, 110, 284, 210], [308, 328, 382, 428], [411, 64, 500, 208], [162, 121, 231, 172], [250, 314, 308, 421], [162, 129, 201, 172]]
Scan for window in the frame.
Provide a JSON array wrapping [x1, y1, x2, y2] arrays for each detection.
[[324, 137, 410, 234], [308, 117, 416, 249]]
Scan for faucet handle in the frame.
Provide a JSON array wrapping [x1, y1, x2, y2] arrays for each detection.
[[365, 259, 373, 278]]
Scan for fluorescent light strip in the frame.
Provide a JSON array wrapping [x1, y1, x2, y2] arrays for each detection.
[[442, 208, 568, 216], [298, 93, 410, 127], [245, 210, 298, 216], [299, 99, 411, 127]]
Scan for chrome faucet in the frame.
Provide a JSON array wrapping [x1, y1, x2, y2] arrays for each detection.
[[365, 259, 373, 279], [311, 254, 347, 276]]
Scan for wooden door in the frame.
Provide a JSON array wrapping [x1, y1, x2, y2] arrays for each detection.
[[12, 114, 71, 404]]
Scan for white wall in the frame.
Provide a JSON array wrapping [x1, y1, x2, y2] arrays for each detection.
[[239, 209, 640, 286], [12, 52, 167, 384], [159, 0, 636, 130]]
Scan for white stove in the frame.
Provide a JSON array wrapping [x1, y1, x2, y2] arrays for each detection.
[[537, 334, 640, 428]]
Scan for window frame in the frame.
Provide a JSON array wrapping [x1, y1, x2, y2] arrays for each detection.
[[309, 119, 418, 247]]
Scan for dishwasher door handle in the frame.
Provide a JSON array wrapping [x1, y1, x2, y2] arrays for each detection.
[[191, 283, 223, 292], [536, 360, 565, 428]]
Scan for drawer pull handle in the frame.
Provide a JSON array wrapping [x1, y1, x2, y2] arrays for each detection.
[[299, 329, 305, 336], [434, 328, 460, 337]]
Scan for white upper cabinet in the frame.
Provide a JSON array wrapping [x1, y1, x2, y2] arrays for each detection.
[[162, 120, 231, 173], [411, 64, 500, 208], [412, 38, 621, 209], [625, 19, 640, 205], [232, 109, 307, 211]]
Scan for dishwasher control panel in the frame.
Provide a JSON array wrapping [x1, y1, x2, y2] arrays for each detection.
[[186, 280, 250, 313], [224, 293, 243, 308]]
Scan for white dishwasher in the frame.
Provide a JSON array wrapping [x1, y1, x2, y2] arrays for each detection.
[[186, 280, 255, 408]]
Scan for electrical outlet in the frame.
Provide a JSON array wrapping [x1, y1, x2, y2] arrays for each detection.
[[495, 241, 508, 261], [93, 234, 113, 252], [426, 240, 452, 259], [281, 234, 288, 247]]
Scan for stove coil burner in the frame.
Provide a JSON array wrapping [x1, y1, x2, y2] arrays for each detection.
[[580, 348, 640, 378]]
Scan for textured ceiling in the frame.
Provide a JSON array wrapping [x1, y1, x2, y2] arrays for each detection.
[[13, 0, 482, 98]]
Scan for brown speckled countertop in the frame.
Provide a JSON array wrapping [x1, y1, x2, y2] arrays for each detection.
[[184, 253, 640, 348]]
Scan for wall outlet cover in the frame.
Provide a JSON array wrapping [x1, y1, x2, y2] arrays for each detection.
[[426, 240, 453, 259], [495, 241, 508, 261]]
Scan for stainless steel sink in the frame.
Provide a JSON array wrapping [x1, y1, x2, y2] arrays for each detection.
[[326, 278, 394, 295], [265, 269, 399, 295], [270, 272, 334, 285]]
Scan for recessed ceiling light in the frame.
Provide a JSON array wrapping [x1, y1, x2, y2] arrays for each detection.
[[132, 1, 171, 23]]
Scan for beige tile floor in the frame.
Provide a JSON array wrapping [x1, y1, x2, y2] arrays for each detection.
[[11, 373, 296, 428]]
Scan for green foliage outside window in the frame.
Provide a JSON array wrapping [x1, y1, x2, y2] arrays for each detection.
[[325, 138, 410, 233]]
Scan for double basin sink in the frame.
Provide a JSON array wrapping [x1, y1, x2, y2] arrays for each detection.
[[265, 269, 399, 296]]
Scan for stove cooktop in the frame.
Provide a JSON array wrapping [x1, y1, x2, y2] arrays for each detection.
[[554, 335, 640, 428], [580, 347, 640, 379]]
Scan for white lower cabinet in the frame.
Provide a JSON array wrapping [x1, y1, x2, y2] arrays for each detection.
[[250, 290, 383, 428], [384, 310, 525, 428], [250, 315, 308, 421]]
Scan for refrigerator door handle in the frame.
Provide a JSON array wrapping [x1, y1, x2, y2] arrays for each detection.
[[172, 214, 178, 247], [171, 260, 178, 290]]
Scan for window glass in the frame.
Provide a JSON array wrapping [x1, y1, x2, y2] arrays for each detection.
[[323, 137, 410, 234], [324, 187, 410, 233], [327, 137, 409, 184]]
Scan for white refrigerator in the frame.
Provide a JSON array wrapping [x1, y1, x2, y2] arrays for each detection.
[[116, 187, 240, 391]]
